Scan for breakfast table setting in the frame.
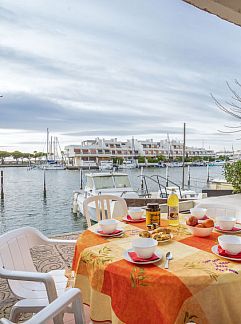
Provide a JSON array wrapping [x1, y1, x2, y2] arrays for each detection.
[[71, 207, 241, 324]]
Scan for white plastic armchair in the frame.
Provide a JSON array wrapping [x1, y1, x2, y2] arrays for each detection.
[[0, 288, 85, 324], [195, 202, 241, 221], [83, 194, 128, 227], [0, 226, 76, 323]]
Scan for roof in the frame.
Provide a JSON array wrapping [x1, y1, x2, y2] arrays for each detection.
[[183, 0, 241, 27]]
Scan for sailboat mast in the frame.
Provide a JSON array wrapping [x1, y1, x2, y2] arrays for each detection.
[[46, 128, 49, 161], [50, 136, 53, 159], [131, 136, 135, 161], [53, 137, 56, 160], [182, 123, 186, 190], [167, 133, 171, 161]]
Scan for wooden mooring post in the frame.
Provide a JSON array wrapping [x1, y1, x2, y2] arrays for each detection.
[[207, 164, 210, 184], [1, 170, 4, 200], [43, 169, 47, 198], [80, 169, 83, 190], [187, 165, 191, 189]]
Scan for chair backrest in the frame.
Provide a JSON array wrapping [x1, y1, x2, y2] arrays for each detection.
[[195, 202, 241, 221], [83, 194, 128, 227], [0, 288, 85, 324], [0, 227, 51, 273]]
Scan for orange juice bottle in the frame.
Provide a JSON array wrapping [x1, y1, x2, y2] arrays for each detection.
[[167, 189, 179, 226]]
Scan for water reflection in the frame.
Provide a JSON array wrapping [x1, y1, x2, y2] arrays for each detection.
[[0, 199, 4, 213], [0, 166, 223, 235]]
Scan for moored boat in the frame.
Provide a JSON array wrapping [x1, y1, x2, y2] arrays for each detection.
[[99, 160, 113, 171], [72, 172, 138, 221], [40, 129, 66, 170]]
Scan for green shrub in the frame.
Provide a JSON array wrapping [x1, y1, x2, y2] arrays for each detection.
[[137, 156, 145, 163], [224, 161, 241, 193]]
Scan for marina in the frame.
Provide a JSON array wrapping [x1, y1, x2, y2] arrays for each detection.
[[1, 0, 241, 323], [0, 166, 223, 235]]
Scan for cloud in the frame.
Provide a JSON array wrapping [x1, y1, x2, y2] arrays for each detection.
[[1, 92, 194, 135], [1, 0, 241, 152], [0, 46, 68, 79]]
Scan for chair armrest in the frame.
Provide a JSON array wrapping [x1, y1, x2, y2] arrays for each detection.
[[0, 319, 11, 324], [26, 288, 85, 324], [26, 227, 77, 246], [47, 238, 77, 245], [0, 268, 57, 303]]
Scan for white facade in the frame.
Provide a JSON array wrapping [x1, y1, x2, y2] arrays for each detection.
[[64, 138, 215, 167]]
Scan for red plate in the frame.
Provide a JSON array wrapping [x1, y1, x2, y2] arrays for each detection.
[[214, 225, 241, 233]]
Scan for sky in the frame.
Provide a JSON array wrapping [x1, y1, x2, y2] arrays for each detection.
[[1, 0, 241, 153]]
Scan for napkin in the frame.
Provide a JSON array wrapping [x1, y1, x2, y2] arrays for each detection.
[[127, 215, 134, 220], [218, 245, 241, 259], [127, 215, 143, 221], [215, 226, 240, 232], [97, 229, 122, 235], [200, 215, 209, 220], [128, 251, 159, 262]]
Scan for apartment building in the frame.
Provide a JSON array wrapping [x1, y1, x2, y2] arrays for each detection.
[[64, 138, 215, 167]]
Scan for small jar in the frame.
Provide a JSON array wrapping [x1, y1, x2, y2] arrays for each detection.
[[147, 224, 153, 231], [152, 223, 159, 230], [145, 203, 160, 227]]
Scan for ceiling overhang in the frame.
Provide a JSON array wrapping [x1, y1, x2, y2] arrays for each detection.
[[183, 0, 241, 27]]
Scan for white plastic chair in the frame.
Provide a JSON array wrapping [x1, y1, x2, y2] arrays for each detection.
[[0, 288, 85, 324], [195, 202, 241, 221], [0, 227, 76, 323], [83, 194, 128, 227]]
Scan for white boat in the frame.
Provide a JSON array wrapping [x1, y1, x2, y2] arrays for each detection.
[[42, 160, 66, 170], [159, 186, 199, 199], [119, 160, 136, 169], [209, 178, 233, 190], [209, 160, 226, 166], [72, 172, 138, 221], [99, 160, 113, 171], [40, 129, 66, 170]]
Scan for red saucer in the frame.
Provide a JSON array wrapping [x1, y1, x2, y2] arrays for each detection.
[[215, 225, 241, 233], [122, 215, 146, 223]]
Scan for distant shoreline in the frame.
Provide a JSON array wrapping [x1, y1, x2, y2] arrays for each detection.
[[0, 164, 29, 167]]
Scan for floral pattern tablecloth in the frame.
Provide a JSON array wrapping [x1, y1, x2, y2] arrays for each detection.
[[72, 220, 241, 324]]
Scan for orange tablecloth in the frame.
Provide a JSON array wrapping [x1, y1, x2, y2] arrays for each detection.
[[72, 220, 241, 324]]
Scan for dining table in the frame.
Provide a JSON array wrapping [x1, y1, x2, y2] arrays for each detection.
[[71, 215, 241, 324]]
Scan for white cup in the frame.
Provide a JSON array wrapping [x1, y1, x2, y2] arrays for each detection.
[[132, 238, 157, 259], [128, 207, 145, 219], [218, 235, 241, 255], [217, 217, 236, 231], [99, 219, 118, 234]]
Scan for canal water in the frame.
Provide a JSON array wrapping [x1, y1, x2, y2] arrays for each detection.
[[0, 166, 223, 235]]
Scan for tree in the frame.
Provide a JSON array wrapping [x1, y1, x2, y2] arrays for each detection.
[[157, 155, 165, 162], [174, 156, 183, 162], [147, 157, 158, 163], [11, 151, 23, 164], [224, 161, 241, 193], [212, 80, 241, 134], [218, 155, 229, 161], [137, 156, 145, 163], [0, 151, 11, 164], [112, 157, 123, 165]]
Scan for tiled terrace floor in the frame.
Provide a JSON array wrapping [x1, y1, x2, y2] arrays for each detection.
[[0, 232, 81, 322]]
